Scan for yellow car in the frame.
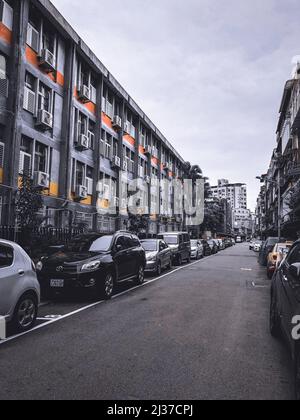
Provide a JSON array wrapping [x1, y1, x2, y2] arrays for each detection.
[[267, 242, 293, 279]]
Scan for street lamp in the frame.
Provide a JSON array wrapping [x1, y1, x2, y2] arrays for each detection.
[[256, 173, 282, 239]]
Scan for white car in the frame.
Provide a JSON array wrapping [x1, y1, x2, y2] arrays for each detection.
[[0, 240, 40, 334], [253, 241, 263, 252], [190, 240, 204, 260]]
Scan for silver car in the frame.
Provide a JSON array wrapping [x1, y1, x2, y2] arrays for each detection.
[[190, 240, 204, 260], [141, 239, 173, 275], [0, 240, 40, 334]]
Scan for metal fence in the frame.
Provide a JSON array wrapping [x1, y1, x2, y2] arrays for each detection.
[[0, 226, 84, 247]]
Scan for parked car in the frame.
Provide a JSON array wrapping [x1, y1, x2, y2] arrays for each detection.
[[201, 240, 212, 256], [37, 232, 146, 300], [0, 240, 40, 333], [216, 239, 226, 250], [190, 240, 204, 260], [267, 242, 293, 279], [207, 240, 218, 254], [231, 238, 236, 246], [249, 240, 255, 250], [157, 232, 191, 265], [224, 238, 232, 248], [270, 239, 300, 399], [259, 237, 286, 266], [236, 236, 242, 243], [253, 240, 263, 253], [141, 239, 172, 275]]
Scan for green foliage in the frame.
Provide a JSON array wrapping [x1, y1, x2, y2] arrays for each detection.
[[15, 172, 44, 229], [128, 214, 149, 236]]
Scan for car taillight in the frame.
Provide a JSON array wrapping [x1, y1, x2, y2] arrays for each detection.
[[273, 255, 277, 261]]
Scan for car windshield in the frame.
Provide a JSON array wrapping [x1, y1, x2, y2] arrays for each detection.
[[163, 236, 178, 245], [191, 240, 198, 247], [141, 241, 158, 252], [65, 235, 113, 253]]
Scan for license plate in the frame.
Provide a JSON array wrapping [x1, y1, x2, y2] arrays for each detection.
[[50, 279, 64, 288]]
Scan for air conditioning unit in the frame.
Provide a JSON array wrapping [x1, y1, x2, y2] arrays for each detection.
[[144, 145, 152, 156], [112, 116, 122, 130], [78, 85, 91, 103], [34, 171, 50, 189], [36, 109, 53, 130], [122, 160, 128, 172], [145, 176, 151, 184], [112, 156, 121, 169], [75, 134, 89, 150], [124, 122, 131, 134], [39, 49, 56, 72], [75, 185, 88, 200]]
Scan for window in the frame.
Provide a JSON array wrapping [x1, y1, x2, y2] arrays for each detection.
[[42, 23, 55, 54], [76, 161, 85, 186], [24, 72, 36, 114], [0, 54, 6, 80], [0, 244, 13, 268], [105, 133, 112, 159], [86, 166, 93, 195], [287, 245, 300, 265], [34, 142, 48, 173], [38, 83, 52, 112], [0, 1, 13, 31], [0, 142, 4, 167], [27, 22, 40, 53]]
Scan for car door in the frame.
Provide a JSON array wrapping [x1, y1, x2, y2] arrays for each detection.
[[160, 241, 169, 268], [124, 235, 138, 277], [279, 244, 300, 347], [0, 244, 17, 317], [113, 236, 130, 280]]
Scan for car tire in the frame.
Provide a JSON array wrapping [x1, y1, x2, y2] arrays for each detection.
[[156, 261, 162, 276], [270, 291, 281, 339], [267, 269, 273, 280], [99, 272, 115, 300], [136, 265, 145, 285], [168, 258, 173, 269], [177, 255, 182, 266], [294, 347, 300, 401], [11, 292, 38, 333], [187, 254, 191, 264]]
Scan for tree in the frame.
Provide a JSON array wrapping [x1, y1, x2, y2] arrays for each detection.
[[15, 172, 44, 229], [128, 214, 149, 237]]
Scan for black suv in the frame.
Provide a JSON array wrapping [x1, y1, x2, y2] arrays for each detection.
[[270, 239, 300, 399], [37, 232, 146, 300]]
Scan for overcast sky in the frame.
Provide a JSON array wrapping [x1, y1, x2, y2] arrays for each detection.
[[52, 0, 300, 210]]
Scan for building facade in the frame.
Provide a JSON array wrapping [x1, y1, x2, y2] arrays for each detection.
[[256, 64, 300, 240], [210, 179, 252, 237], [0, 0, 191, 235]]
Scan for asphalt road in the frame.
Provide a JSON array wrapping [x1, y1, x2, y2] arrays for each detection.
[[0, 244, 295, 400]]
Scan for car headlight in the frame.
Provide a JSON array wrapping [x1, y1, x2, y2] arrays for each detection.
[[81, 260, 101, 272], [36, 261, 43, 272], [147, 252, 157, 262]]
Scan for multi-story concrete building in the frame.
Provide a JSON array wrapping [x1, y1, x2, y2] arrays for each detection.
[[210, 179, 252, 237], [0, 0, 189, 235], [210, 180, 248, 210], [256, 63, 300, 240]]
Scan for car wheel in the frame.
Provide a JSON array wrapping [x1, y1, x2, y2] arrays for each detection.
[[156, 261, 162, 276], [187, 254, 191, 264], [196, 252, 199, 260], [270, 291, 281, 339], [99, 272, 115, 300], [136, 265, 145, 285], [11, 293, 38, 333], [168, 258, 173, 269], [294, 347, 300, 400], [267, 268, 273, 280]]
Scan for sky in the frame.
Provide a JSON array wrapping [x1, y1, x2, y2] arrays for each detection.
[[51, 0, 300, 210]]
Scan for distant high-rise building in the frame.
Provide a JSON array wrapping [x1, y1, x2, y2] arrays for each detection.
[[210, 180, 248, 210]]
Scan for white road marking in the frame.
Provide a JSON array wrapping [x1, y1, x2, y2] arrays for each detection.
[[0, 253, 216, 346], [241, 268, 252, 271]]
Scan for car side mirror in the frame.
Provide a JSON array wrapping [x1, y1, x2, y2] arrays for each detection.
[[289, 263, 300, 279]]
